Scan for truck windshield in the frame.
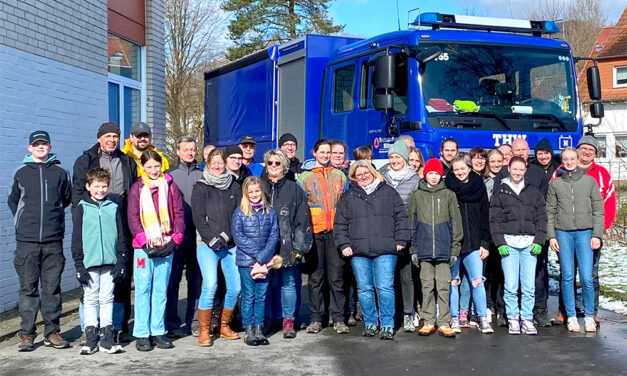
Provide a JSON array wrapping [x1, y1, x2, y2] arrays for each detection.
[[420, 42, 577, 132]]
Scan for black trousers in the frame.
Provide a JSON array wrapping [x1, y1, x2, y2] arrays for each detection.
[[533, 242, 550, 316], [165, 235, 201, 331], [486, 244, 505, 316], [113, 241, 133, 332], [307, 232, 346, 323], [14, 241, 65, 338]]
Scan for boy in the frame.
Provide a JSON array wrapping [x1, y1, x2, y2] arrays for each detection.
[[408, 158, 463, 338], [72, 168, 127, 354], [8, 130, 72, 351]]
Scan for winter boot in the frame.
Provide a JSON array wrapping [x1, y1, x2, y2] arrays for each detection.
[[244, 325, 259, 346], [80, 326, 99, 355], [219, 308, 240, 340], [100, 325, 122, 353], [255, 324, 270, 345], [197, 309, 213, 347]]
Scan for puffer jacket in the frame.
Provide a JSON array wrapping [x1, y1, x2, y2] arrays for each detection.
[[191, 177, 241, 247], [489, 179, 547, 247], [546, 167, 604, 240], [232, 206, 279, 267], [262, 175, 313, 268], [408, 180, 463, 261], [379, 164, 420, 208], [298, 164, 347, 234], [334, 181, 409, 258]]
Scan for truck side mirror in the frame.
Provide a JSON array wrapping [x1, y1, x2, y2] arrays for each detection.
[[587, 66, 602, 101], [374, 94, 394, 111], [374, 55, 395, 90], [590, 102, 604, 119]]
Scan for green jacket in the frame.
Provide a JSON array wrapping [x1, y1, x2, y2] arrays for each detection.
[[408, 180, 463, 260], [546, 167, 604, 240]]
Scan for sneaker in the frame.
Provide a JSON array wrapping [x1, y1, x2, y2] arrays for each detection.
[[438, 324, 456, 338], [486, 308, 493, 324], [380, 326, 394, 340], [151, 335, 174, 349], [534, 311, 552, 328], [191, 327, 200, 337], [593, 315, 601, 328], [44, 331, 69, 349], [450, 317, 461, 333], [118, 330, 134, 343], [413, 312, 421, 327], [347, 315, 357, 327], [553, 312, 566, 325], [404, 314, 415, 333], [306, 321, 322, 334], [363, 325, 377, 337], [459, 310, 470, 328], [80, 327, 99, 355], [166, 329, 185, 339], [521, 320, 537, 335], [497, 312, 508, 327], [333, 322, 350, 334], [135, 337, 154, 351], [567, 317, 580, 333], [418, 324, 435, 336], [328, 317, 333, 326], [17, 335, 35, 352], [283, 318, 296, 339], [508, 318, 520, 335], [99, 325, 122, 354], [584, 317, 597, 333], [478, 317, 494, 334], [469, 314, 480, 328]]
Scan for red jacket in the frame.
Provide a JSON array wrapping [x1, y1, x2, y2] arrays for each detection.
[[551, 161, 616, 230]]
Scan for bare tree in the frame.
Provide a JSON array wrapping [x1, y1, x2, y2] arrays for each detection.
[[165, 0, 226, 161]]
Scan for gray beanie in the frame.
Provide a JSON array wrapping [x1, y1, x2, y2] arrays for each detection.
[[577, 135, 599, 152], [389, 140, 409, 162]]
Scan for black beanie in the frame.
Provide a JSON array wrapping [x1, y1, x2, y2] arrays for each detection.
[[225, 145, 243, 158], [278, 133, 297, 147], [97, 122, 120, 139]]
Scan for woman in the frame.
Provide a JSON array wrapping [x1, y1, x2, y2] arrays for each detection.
[[191, 148, 242, 347], [262, 149, 313, 339], [547, 147, 603, 333], [445, 155, 493, 334], [408, 146, 424, 178], [380, 140, 420, 332], [484, 149, 504, 200], [334, 161, 409, 340], [469, 147, 488, 176], [127, 150, 185, 351], [490, 156, 547, 335]]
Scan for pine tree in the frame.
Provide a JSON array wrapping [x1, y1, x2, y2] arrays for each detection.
[[222, 0, 344, 60]]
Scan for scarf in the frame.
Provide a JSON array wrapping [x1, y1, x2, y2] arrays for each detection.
[[385, 166, 414, 188], [139, 173, 171, 247], [335, 158, 350, 172], [362, 179, 380, 195], [445, 171, 486, 202], [251, 201, 264, 210], [201, 169, 233, 190]]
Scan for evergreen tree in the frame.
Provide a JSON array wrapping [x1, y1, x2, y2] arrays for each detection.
[[222, 0, 344, 60]]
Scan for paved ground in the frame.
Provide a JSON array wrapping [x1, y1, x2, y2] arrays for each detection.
[[1, 289, 626, 376]]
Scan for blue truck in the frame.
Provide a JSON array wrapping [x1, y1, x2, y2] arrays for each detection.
[[204, 12, 604, 162]]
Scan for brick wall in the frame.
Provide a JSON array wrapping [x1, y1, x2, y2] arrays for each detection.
[[145, 0, 166, 150]]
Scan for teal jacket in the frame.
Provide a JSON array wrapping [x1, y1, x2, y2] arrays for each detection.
[[71, 193, 127, 270]]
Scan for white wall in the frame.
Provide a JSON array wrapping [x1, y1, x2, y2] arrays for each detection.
[[585, 102, 627, 182]]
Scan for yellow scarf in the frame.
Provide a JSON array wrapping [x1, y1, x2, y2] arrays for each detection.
[[139, 173, 171, 247]]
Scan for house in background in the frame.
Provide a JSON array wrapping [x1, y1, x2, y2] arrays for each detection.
[[579, 6, 627, 183]]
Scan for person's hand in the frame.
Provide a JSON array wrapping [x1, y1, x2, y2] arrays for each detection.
[[111, 262, 126, 283], [479, 246, 489, 260], [498, 245, 509, 257], [208, 236, 228, 252], [342, 247, 353, 257], [149, 241, 176, 258], [591, 237, 601, 250], [531, 243, 542, 255], [449, 256, 458, 266], [550, 238, 560, 252], [396, 245, 404, 252], [76, 266, 91, 286], [411, 254, 420, 267]]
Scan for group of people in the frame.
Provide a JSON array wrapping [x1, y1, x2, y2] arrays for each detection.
[[8, 123, 615, 354]]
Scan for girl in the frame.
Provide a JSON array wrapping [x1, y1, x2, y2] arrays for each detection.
[[192, 148, 242, 347], [232, 177, 279, 346], [484, 149, 504, 200], [408, 146, 425, 178], [127, 150, 185, 351]]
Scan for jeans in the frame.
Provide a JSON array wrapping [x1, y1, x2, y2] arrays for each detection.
[[459, 271, 472, 314], [133, 248, 173, 338], [239, 267, 269, 326], [14, 241, 65, 338], [501, 245, 537, 320], [396, 250, 414, 315], [307, 232, 346, 323], [197, 245, 241, 310], [556, 229, 594, 317], [420, 261, 451, 325], [267, 265, 300, 320], [165, 235, 201, 331], [351, 255, 397, 328], [83, 267, 115, 328], [450, 250, 487, 318]]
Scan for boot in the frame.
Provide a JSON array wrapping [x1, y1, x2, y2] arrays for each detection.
[[197, 309, 213, 347], [219, 308, 240, 340], [254, 324, 269, 345], [244, 325, 259, 346]]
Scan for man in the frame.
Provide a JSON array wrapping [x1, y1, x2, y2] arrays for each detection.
[[225, 145, 249, 184], [439, 138, 458, 177], [121, 121, 169, 177], [498, 144, 513, 166], [239, 135, 263, 176], [530, 138, 559, 177], [165, 136, 203, 338], [8, 130, 72, 351], [73, 122, 137, 342], [278, 133, 302, 180]]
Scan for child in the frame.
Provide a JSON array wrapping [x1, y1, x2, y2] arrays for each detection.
[[71, 168, 127, 354], [408, 159, 462, 338], [232, 177, 279, 346], [8, 130, 72, 351]]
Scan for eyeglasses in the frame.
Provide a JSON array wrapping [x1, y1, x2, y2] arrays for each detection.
[[228, 156, 243, 161], [266, 161, 281, 167], [355, 171, 372, 180], [240, 144, 255, 149], [134, 133, 150, 139]]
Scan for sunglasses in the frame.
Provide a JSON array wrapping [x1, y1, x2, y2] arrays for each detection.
[[266, 161, 281, 167]]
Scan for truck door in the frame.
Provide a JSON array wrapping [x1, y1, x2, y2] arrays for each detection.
[[277, 50, 306, 161]]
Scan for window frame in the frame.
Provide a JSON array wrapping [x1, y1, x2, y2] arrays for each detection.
[[615, 134, 627, 158], [613, 66, 627, 89], [332, 64, 357, 114]]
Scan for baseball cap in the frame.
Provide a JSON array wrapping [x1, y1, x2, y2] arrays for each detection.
[[29, 130, 51, 145], [131, 122, 152, 136], [239, 136, 256, 145]]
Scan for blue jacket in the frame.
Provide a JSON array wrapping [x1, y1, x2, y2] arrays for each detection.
[[232, 206, 279, 267]]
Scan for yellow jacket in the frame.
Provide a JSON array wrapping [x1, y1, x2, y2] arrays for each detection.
[[121, 138, 170, 177]]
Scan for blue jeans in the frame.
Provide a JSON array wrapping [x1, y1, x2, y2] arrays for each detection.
[[238, 267, 269, 326], [501, 245, 537, 320], [132, 248, 173, 338], [450, 250, 487, 318], [351, 255, 397, 328], [460, 272, 472, 313], [556, 229, 594, 317], [197, 245, 241, 310], [267, 265, 300, 320], [83, 267, 115, 328]]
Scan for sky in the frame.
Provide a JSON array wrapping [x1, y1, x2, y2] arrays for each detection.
[[328, 0, 626, 38]]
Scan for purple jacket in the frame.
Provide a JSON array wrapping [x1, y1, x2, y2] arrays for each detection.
[[127, 173, 186, 248]]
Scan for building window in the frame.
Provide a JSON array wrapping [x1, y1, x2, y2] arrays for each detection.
[[596, 135, 607, 159], [108, 34, 142, 81], [333, 65, 356, 113], [615, 135, 627, 158], [614, 66, 627, 88]]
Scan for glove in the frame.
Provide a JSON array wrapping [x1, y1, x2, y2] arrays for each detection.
[[208, 232, 230, 251], [449, 256, 458, 266], [148, 241, 176, 258], [111, 262, 126, 283], [76, 266, 91, 286], [498, 245, 509, 256], [411, 254, 420, 267], [531, 243, 542, 255]]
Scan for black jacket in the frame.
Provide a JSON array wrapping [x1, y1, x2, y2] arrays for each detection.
[[167, 161, 203, 236], [262, 175, 313, 267], [260, 157, 302, 182], [334, 181, 409, 258], [8, 154, 72, 243], [445, 172, 491, 253], [489, 180, 547, 247], [496, 161, 549, 198], [72, 143, 137, 207], [191, 178, 241, 247]]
